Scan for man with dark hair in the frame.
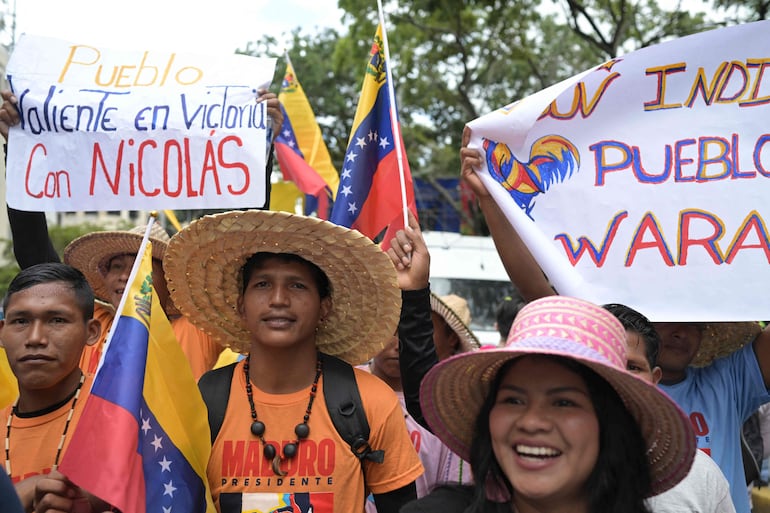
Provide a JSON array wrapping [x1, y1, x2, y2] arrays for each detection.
[[1, 263, 95, 317], [164, 210, 423, 513], [603, 303, 661, 380], [0, 263, 111, 511]]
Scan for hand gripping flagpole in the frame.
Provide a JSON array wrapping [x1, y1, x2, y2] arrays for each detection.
[[377, 0, 410, 230]]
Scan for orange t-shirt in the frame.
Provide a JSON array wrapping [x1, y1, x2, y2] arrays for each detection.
[[208, 360, 424, 513], [171, 316, 223, 380], [79, 302, 222, 380], [78, 302, 115, 376], [1, 374, 94, 484]]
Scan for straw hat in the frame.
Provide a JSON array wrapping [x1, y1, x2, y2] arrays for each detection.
[[420, 295, 696, 496], [163, 210, 402, 365], [692, 322, 762, 367], [63, 223, 171, 303], [430, 293, 480, 353]]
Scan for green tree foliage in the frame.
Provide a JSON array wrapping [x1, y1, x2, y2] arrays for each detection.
[[240, 27, 364, 160], [560, 0, 711, 59], [241, 0, 744, 233], [713, 0, 769, 21]]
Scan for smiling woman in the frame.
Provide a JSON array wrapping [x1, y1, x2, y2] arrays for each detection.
[[403, 295, 698, 513], [488, 356, 602, 509]]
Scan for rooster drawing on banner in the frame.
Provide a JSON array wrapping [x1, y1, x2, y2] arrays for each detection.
[[483, 136, 580, 219]]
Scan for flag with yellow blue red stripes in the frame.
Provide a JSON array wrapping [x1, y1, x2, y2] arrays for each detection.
[[59, 220, 215, 513]]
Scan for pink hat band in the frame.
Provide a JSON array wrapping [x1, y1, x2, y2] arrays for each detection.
[[507, 296, 627, 370]]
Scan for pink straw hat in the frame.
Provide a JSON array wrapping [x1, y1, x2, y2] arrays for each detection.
[[420, 295, 696, 496]]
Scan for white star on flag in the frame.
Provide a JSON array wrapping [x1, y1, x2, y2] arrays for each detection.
[[346, 152, 358, 163], [341, 168, 352, 179], [163, 480, 177, 498], [141, 417, 151, 435], [356, 137, 367, 148], [347, 202, 358, 214], [151, 434, 163, 452], [379, 136, 390, 149], [159, 456, 172, 472], [341, 185, 352, 197]]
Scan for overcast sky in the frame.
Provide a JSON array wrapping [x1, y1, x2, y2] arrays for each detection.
[[8, 0, 345, 55]]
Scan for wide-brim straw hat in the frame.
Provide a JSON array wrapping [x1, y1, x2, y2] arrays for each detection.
[[430, 293, 480, 353], [163, 210, 402, 365], [692, 322, 762, 367], [420, 295, 696, 496], [63, 223, 170, 303]]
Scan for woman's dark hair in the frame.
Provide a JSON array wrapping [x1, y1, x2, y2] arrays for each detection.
[[3, 263, 95, 320], [467, 355, 652, 513], [240, 252, 332, 299]]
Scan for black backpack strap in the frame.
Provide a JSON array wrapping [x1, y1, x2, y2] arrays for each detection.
[[198, 362, 237, 444], [321, 353, 384, 464]]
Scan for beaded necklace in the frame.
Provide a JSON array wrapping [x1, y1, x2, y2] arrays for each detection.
[[5, 372, 86, 477], [244, 354, 322, 476]]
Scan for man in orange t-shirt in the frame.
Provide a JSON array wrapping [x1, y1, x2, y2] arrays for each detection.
[[0, 263, 109, 511], [165, 210, 424, 513]]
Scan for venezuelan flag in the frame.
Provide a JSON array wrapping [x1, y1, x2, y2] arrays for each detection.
[[0, 348, 18, 409], [329, 24, 416, 249], [274, 104, 335, 218], [59, 224, 214, 513], [278, 60, 339, 218]]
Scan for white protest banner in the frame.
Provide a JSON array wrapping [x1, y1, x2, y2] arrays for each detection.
[[467, 21, 770, 322], [5, 34, 276, 211]]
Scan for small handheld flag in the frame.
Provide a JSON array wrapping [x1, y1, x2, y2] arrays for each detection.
[[59, 216, 215, 513]]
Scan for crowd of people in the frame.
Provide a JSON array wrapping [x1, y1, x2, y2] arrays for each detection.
[[0, 82, 767, 513]]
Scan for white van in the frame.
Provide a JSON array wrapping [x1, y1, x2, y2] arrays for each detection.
[[422, 231, 520, 346]]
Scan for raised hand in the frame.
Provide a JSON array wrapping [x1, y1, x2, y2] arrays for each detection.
[[386, 210, 430, 291]]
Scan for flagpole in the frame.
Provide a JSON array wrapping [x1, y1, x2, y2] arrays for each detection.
[[376, 0, 410, 230]]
